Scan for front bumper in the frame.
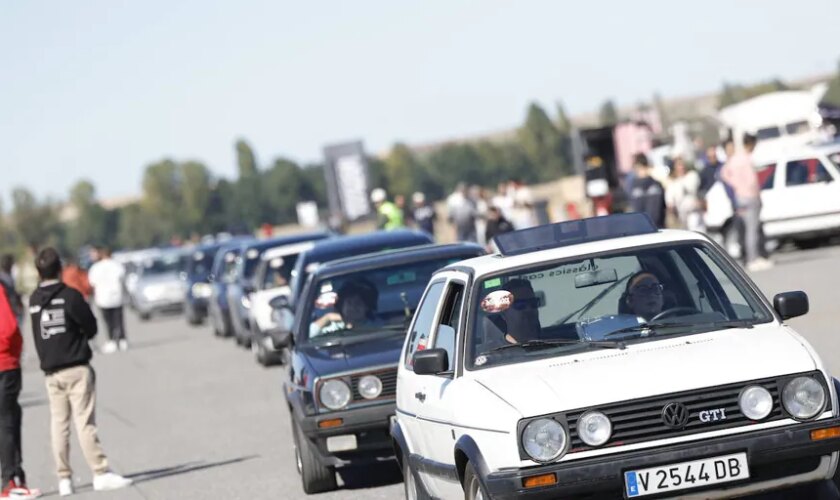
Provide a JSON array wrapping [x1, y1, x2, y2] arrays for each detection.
[[485, 419, 840, 499], [298, 401, 396, 467], [136, 297, 184, 314]]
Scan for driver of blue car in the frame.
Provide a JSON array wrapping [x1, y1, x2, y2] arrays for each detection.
[[624, 271, 665, 322], [310, 280, 378, 337]]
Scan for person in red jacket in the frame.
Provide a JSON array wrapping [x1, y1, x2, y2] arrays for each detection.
[[0, 285, 40, 499]]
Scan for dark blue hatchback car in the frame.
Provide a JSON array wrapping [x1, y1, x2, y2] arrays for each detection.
[[282, 243, 484, 494]]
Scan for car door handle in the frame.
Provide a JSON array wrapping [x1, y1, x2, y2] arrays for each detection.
[[414, 392, 426, 403]]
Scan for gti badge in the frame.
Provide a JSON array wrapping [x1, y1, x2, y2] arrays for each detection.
[[699, 408, 727, 423]]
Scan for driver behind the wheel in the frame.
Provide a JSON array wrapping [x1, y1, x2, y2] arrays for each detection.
[[624, 271, 664, 322]]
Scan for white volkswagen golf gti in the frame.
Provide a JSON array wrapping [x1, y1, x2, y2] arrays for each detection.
[[393, 213, 840, 499]]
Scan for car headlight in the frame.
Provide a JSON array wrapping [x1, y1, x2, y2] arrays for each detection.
[[782, 376, 826, 420], [142, 285, 163, 300], [358, 375, 383, 400], [577, 411, 612, 446], [192, 282, 212, 298], [521, 418, 567, 463], [739, 385, 774, 420], [319, 379, 351, 411]]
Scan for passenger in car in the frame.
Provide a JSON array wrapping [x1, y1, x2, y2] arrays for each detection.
[[482, 279, 542, 346], [309, 280, 378, 337], [623, 271, 665, 321]]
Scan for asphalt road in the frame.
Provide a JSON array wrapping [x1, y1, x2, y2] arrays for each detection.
[[14, 242, 840, 500]]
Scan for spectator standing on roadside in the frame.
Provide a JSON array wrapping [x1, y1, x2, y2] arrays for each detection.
[[509, 179, 537, 229], [87, 247, 127, 353], [61, 257, 93, 301], [370, 189, 404, 230], [484, 206, 515, 252], [470, 185, 489, 246], [698, 146, 724, 200], [665, 157, 703, 231], [721, 134, 773, 272], [394, 194, 412, 227], [492, 182, 513, 222], [447, 183, 477, 242], [411, 192, 436, 238], [0, 285, 40, 500], [628, 153, 666, 228], [0, 255, 23, 326], [29, 248, 132, 496]]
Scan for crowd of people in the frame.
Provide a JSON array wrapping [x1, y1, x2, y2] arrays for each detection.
[[626, 133, 774, 272], [370, 179, 535, 252], [0, 248, 133, 499]]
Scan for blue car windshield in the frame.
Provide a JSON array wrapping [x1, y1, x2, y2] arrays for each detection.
[[305, 257, 461, 342]]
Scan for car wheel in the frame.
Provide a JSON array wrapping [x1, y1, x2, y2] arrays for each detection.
[[402, 453, 428, 500], [463, 462, 487, 500], [292, 420, 337, 493], [139, 312, 151, 321], [186, 308, 203, 326], [252, 341, 268, 366]]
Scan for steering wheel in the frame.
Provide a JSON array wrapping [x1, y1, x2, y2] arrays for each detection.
[[650, 307, 699, 322]]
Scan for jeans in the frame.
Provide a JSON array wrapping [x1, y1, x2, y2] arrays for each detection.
[[0, 368, 24, 485], [737, 197, 762, 264], [100, 306, 126, 342]]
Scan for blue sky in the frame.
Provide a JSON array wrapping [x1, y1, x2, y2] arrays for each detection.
[[1, 0, 838, 202]]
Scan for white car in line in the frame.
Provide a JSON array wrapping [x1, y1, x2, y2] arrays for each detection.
[[393, 213, 840, 499], [705, 139, 840, 254], [248, 241, 318, 366]]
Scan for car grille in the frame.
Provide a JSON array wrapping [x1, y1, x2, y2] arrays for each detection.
[[567, 376, 798, 452], [350, 367, 398, 403]]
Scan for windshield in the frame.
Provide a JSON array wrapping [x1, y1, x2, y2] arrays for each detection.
[[241, 247, 264, 279], [467, 242, 773, 369], [220, 250, 240, 283], [304, 257, 461, 342], [259, 254, 300, 290], [188, 248, 218, 279], [142, 254, 182, 276]]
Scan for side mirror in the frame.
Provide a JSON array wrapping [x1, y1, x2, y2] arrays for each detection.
[[271, 305, 295, 334], [774, 291, 809, 320], [413, 348, 449, 376]]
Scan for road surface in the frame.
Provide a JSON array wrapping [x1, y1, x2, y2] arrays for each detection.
[[15, 243, 840, 499]]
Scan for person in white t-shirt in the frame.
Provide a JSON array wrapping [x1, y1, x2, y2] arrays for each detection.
[[87, 248, 127, 353]]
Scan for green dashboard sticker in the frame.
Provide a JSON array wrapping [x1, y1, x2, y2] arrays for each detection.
[[484, 277, 502, 289]]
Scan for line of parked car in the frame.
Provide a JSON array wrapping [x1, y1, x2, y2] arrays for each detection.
[[118, 214, 840, 499]]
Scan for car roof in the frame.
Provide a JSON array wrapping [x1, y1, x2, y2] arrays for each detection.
[[260, 240, 320, 261], [312, 243, 485, 279], [301, 229, 433, 263], [443, 229, 709, 280], [239, 231, 330, 253]]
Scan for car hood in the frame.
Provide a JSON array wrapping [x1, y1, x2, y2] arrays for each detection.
[[472, 325, 815, 418], [299, 333, 405, 376]]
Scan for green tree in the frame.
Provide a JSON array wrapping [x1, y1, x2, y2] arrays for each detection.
[[236, 139, 259, 177], [426, 143, 485, 195], [518, 102, 570, 181], [261, 158, 304, 224], [141, 159, 181, 241], [299, 163, 328, 206], [383, 143, 424, 198], [116, 203, 159, 248], [11, 188, 62, 251], [599, 99, 619, 126], [66, 180, 107, 250], [179, 161, 212, 234], [822, 59, 840, 107]]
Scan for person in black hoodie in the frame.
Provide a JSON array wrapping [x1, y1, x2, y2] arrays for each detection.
[[29, 248, 132, 496], [628, 153, 666, 228]]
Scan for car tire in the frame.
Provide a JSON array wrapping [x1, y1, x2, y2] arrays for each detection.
[[139, 312, 151, 321], [252, 341, 270, 366], [292, 420, 337, 494], [463, 462, 488, 500]]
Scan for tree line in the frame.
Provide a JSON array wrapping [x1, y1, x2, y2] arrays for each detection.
[[0, 101, 578, 256]]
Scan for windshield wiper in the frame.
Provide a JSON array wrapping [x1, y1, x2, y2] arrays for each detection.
[[486, 338, 626, 354], [604, 319, 755, 339]]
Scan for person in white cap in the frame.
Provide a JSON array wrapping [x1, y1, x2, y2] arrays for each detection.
[[370, 189, 404, 230], [411, 192, 436, 238]]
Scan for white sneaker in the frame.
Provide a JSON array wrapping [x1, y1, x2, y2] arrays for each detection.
[[92, 472, 132, 491], [57, 478, 73, 496], [118, 340, 129, 352], [747, 258, 774, 272], [101, 341, 118, 354]]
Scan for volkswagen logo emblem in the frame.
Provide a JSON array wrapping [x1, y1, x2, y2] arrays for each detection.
[[661, 402, 689, 428]]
